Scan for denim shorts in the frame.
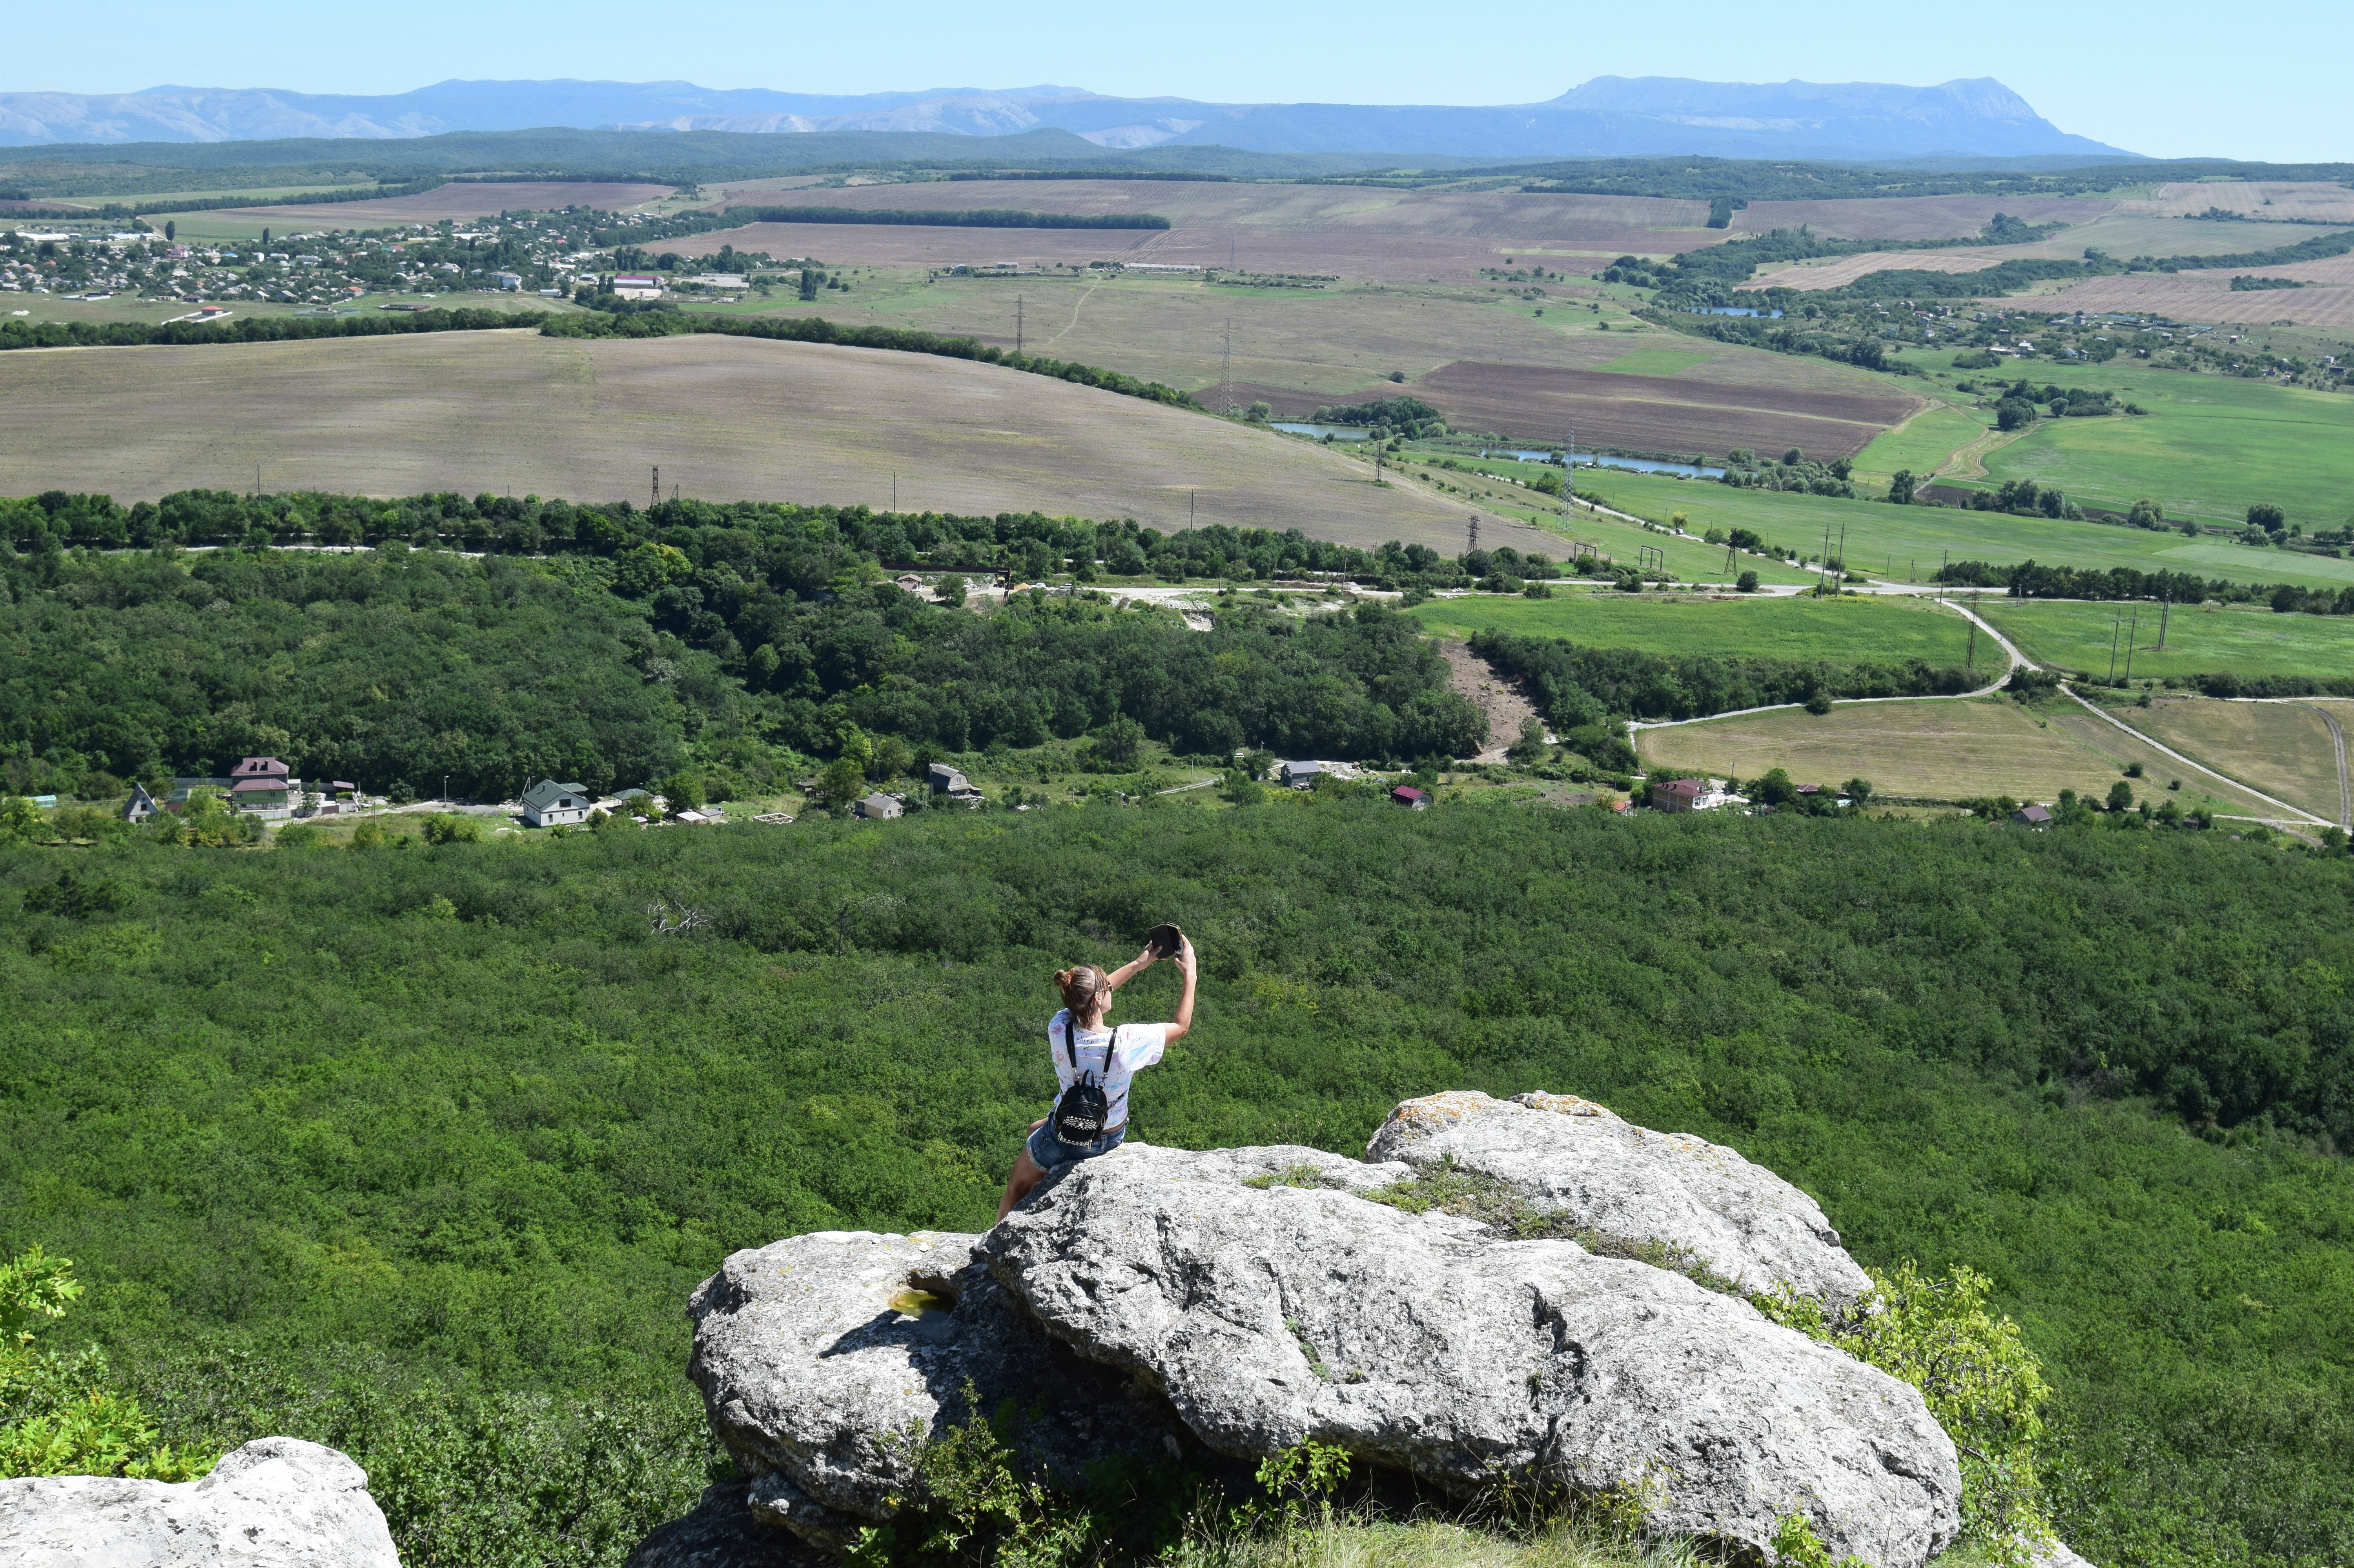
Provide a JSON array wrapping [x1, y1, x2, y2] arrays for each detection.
[[1028, 1121, 1127, 1172]]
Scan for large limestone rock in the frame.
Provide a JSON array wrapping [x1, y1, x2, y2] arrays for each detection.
[[685, 1227, 1183, 1545], [985, 1141, 1960, 1568], [1366, 1090, 1874, 1307], [0, 1437, 399, 1567]]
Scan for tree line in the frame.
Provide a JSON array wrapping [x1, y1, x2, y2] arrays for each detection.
[[723, 206, 1172, 229], [1933, 557, 2354, 618]]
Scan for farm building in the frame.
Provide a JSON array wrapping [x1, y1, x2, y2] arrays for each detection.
[[520, 779, 593, 827], [1276, 760, 1323, 790], [2012, 804, 2054, 828], [855, 793, 904, 821], [123, 783, 159, 823], [928, 763, 984, 805], [610, 275, 665, 300], [1390, 786, 1431, 810]]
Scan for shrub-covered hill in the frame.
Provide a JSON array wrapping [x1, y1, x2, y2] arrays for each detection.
[[1, 802, 2350, 1565]]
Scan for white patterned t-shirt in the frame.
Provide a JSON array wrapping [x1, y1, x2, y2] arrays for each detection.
[[1046, 1009, 1168, 1130]]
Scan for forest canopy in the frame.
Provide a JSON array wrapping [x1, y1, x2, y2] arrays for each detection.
[[0, 521, 1488, 798]]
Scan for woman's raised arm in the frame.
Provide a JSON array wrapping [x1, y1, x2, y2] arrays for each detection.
[[1164, 936, 1198, 1044]]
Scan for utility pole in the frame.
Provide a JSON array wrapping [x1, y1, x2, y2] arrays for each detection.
[[2157, 590, 2171, 652], [651, 466, 660, 509], [1189, 490, 1195, 528], [1218, 319, 1234, 415], [2107, 611, 2123, 683], [891, 472, 898, 512], [2123, 605, 2140, 684], [1466, 515, 1479, 558], [1015, 295, 1024, 355]]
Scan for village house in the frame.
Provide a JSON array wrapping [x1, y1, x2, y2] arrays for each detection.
[[854, 792, 904, 821], [2012, 803, 2054, 828], [1276, 760, 1323, 790], [1390, 785, 1431, 811], [928, 763, 984, 806], [1651, 778, 1706, 813], [228, 756, 299, 820], [520, 779, 592, 827]]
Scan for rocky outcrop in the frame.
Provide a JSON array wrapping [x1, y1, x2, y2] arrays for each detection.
[[685, 1227, 1184, 1544], [1366, 1090, 1874, 1307], [666, 1103, 1964, 1568], [0, 1437, 400, 1567], [988, 1141, 1958, 1567]]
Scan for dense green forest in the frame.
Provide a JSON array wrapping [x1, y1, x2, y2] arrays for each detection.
[[1, 805, 2349, 1566], [0, 529, 1484, 800]]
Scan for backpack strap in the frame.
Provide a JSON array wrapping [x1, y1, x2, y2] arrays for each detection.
[[1064, 1014, 1118, 1084]]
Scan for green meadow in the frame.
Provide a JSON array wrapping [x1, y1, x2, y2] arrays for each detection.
[[1962, 365, 2354, 529], [1585, 471, 2354, 590], [1850, 405, 1992, 483], [1977, 597, 2354, 683], [1409, 588, 1975, 664]]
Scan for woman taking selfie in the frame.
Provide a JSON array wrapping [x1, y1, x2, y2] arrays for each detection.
[[995, 929, 1196, 1222]]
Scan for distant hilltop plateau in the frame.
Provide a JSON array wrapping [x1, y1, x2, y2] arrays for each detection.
[[0, 76, 2138, 160]]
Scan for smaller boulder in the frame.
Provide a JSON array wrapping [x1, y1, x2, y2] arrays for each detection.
[[0, 1437, 399, 1567], [1366, 1090, 1872, 1306]]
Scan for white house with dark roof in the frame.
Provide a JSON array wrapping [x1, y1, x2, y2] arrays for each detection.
[[520, 779, 592, 828]]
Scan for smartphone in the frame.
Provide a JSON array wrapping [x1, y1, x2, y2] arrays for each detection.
[[1146, 923, 1183, 959]]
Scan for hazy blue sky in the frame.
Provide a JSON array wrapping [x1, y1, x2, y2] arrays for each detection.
[[8, 0, 2343, 162]]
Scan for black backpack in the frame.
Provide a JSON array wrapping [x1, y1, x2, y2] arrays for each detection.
[[1050, 1017, 1120, 1146]]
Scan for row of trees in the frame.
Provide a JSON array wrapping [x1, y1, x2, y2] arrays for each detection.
[[1933, 556, 2354, 616]]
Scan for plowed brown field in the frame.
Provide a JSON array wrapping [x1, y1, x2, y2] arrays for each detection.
[[0, 330, 1564, 558], [2139, 182, 2354, 224], [194, 181, 674, 225], [670, 182, 1731, 282], [1401, 361, 1918, 458], [1728, 195, 2120, 240]]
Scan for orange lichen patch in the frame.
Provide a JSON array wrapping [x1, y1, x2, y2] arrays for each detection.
[[1510, 1091, 1623, 1122], [1381, 1089, 1506, 1129]]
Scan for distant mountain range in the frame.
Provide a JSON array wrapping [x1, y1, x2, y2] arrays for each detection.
[[0, 77, 2139, 161]]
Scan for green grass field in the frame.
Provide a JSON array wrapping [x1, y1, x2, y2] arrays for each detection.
[[1850, 405, 1992, 483], [1582, 469, 2354, 591], [1956, 364, 2354, 529], [1409, 589, 1976, 663], [1977, 598, 2354, 681]]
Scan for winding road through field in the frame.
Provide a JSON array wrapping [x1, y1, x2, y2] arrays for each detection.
[[1624, 594, 2032, 734], [2058, 689, 2331, 827]]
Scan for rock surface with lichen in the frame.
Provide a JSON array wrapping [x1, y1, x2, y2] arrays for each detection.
[[1366, 1089, 1874, 1306]]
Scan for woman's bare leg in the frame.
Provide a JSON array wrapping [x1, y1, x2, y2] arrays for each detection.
[[996, 1120, 1051, 1222]]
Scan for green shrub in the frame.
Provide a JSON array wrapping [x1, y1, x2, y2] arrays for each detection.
[[1, 1247, 211, 1482], [1761, 1263, 2052, 1564]]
